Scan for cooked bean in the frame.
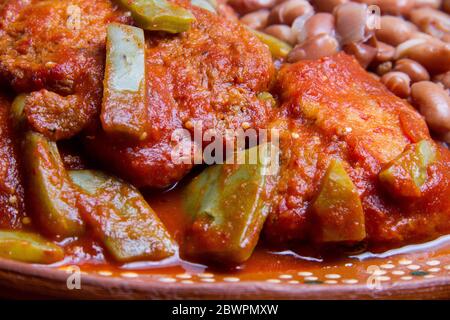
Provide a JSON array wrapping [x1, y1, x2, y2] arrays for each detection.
[[356, 0, 415, 15], [369, 72, 381, 80], [264, 24, 296, 44], [375, 16, 417, 46], [381, 71, 411, 98], [440, 131, 450, 143], [377, 61, 393, 75], [375, 41, 396, 62], [409, 8, 450, 41], [414, 0, 442, 8], [335, 2, 372, 45], [297, 13, 335, 44], [411, 81, 450, 133], [442, 34, 450, 43], [343, 42, 377, 68], [312, 0, 348, 12], [410, 31, 436, 41], [268, 0, 314, 25], [240, 9, 270, 30], [395, 38, 450, 74], [444, 0, 450, 13], [394, 59, 430, 83], [228, 0, 277, 14], [433, 71, 450, 89], [287, 33, 339, 62], [291, 12, 314, 42]]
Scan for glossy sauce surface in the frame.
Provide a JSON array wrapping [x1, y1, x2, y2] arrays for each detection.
[[53, 184, 450, 280]]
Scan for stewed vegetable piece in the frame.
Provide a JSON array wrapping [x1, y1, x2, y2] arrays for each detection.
[[191, 0, 216, 13], [379, 140, 438, 198], [182, 143, 280, 264], [114, 0, 195, 33], [249, 28, 292, 59], [69, 170, 176, 262], [312, 159, 366, 243], [10, 94, 27, 130], [0, 230, 64, 264], [102, 24, 147, 140], [22, 132, 85, 238]]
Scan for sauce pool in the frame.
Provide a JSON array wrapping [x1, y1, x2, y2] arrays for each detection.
[[51, 186, 450, 279]]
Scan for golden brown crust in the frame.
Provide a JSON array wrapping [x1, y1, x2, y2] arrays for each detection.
[[264, 53, 450, 245]]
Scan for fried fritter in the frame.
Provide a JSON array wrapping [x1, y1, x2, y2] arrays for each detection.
[[85, 5, 275, 188], [265, 53, 450, 245], [0, 0, 130, 140]]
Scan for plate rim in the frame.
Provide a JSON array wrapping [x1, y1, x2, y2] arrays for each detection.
[[0, 257, 449, 299]]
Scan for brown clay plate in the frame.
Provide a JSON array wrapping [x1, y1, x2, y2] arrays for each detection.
[[0, 235, 449, 299]]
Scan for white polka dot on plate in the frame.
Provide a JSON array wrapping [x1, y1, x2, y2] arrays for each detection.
[[373, 269, 387, 276], [378, 276, 391, 282], [428, 268, 441, 273], [267, 279, 281, 283], [324, 280, 337, 284], [297, 272, 313, 277], [279, 274, 293, 279], [407, 265, 421, 270], [392, 270, 405, 276], [426, 260, 440, 266], [342, 279, 358, 284], [399, 259, 412, 265], [158, 277, 176, 283], [223, 277, 240, 282], [380, 264, 395, 269], [401, 276, 413, 281], [325, 274, 341, 279], [304, 276, 318, 281], [121, 272, 138, 278], [181, 280, 194, 284]]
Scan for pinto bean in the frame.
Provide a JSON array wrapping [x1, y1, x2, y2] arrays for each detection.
[[375, 16, 417, 46], [343, 42, 378, 68], [228, 0, 277, 14], [312, 0, 348, 12], [409, 8, 450, 41], [411, 81, 450, 133], [433, 72, 450, 89], [394, 59, 430, 83], [375, 41, 396, 62], [377, 61, 393, 75], [296, 13, 335, 43], [368, 72, 381, 80], [291, 13, 314, 42], [444, 0, 450, 13], [395, 38, 450, 74], [268, 0, 314, 25], [355, 0, 415, 16], [439, 131, 450, 143], [413, 0, 442, 9], [335, 2, 373, 45], [240, 9, 270, 30], [264, 24, 297, 44], [381, 71, 411, 98], [287, 33, 339, 62]]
